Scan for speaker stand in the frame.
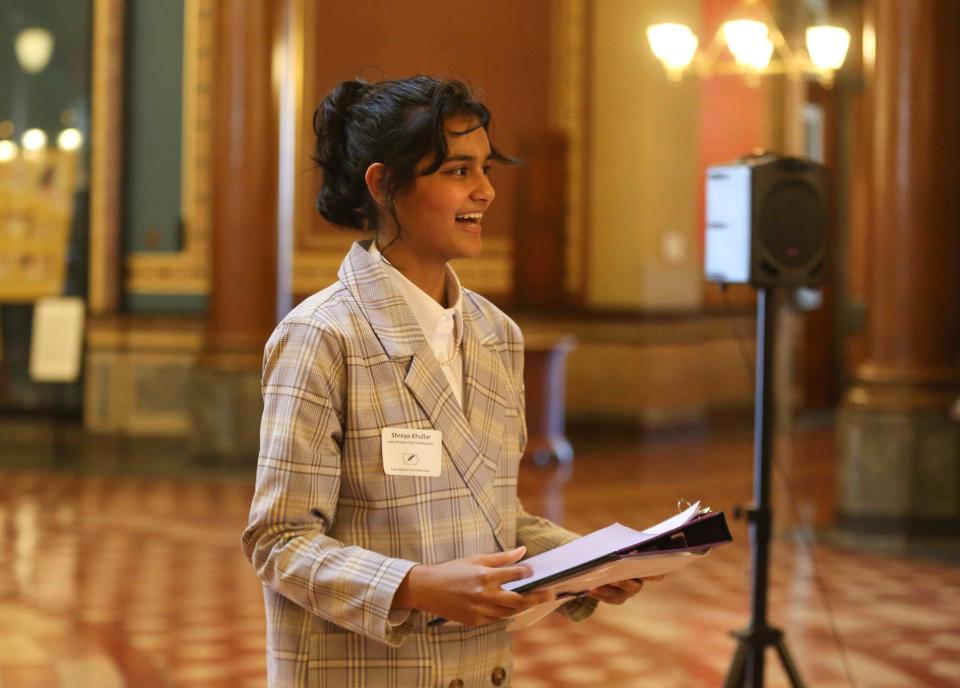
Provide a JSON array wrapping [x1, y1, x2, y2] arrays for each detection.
[[722, 288, 806, 688]]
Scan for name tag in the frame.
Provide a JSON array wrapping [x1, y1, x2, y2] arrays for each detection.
[[381, 427, 443, 477]]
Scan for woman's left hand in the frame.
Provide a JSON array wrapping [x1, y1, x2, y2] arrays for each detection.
[[587, 575, 665, 605]]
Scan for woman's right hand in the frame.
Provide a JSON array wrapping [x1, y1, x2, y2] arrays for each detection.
[[393, 546, 554, 627]]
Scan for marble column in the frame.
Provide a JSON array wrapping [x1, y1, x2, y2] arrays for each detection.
[[193, 0, 280, 464], [837, 0, 960, 549]]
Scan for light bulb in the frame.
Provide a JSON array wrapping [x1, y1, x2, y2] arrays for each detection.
[[58, 128, 83, 151], [0, 140, 18, 162], [647, 23, 699, 74], [723, 19, 771, 69], [22, 128, 48, 151], [806, 26, 850, 71]]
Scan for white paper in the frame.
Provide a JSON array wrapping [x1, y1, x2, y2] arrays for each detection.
[[505, 551, 706, 632], [502, 501, 700, 593]]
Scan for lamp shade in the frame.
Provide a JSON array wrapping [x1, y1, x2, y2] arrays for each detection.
[[14, 28, 55, 74], [647, 23, 699, 71], [722, 19, 772, 69], [806, 26, 850, 71]]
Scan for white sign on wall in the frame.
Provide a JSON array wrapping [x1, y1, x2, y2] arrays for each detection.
[[29, 297, 85, 383]]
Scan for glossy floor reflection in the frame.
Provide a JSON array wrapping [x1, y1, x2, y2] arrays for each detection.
[[1, 418, 959, 687]]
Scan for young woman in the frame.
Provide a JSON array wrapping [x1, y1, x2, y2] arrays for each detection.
[[243, 76, 646, 688]]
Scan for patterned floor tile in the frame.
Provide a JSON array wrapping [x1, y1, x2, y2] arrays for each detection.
[[0, 422, 958, 687]]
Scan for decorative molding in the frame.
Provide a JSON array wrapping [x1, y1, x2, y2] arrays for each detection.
[[288, 0, 349, 296], [84, 317, 204, 435], [124, 0, 215, 296], [89, 0, 125, 314], [124, 254, 209, 294], [551, 0, 589, 300], [85, 349, 197, 435]]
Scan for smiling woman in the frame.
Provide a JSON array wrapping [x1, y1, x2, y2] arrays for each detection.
[[241, 76, 652, 688]]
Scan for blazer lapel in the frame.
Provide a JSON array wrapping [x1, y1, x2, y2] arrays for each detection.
[[460, 301, 519, 458], [403, 343, 505, 549], [339, 240, 422, 360], [340, 241, 506, 550]]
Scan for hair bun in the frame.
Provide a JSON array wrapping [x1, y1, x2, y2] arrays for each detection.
[[314, 80, 369, 163], [313, 80, 372, 229]]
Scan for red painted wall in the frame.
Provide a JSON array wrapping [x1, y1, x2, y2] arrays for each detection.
[[697, 0, 772, 302]]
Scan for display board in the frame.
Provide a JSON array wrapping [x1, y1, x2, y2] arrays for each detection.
[[0, 149, 77, 301]]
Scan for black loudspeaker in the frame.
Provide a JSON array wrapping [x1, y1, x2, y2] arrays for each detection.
[[705, 154, 828, 287]]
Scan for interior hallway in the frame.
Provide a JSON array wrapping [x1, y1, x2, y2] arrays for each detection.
[[1, 417, 959, 688]]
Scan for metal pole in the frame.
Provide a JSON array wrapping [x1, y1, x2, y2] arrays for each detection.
[[748, 287, 776, 685]]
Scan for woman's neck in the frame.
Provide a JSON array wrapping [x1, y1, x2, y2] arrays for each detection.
[[378, 242, 448, 306]]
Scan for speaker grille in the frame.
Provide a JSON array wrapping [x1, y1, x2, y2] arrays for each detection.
[[757, 181, 825, 269]]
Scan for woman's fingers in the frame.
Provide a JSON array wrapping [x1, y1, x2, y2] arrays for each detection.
[[488, 589, 553, 612], [472, 546, 527, 569], [488, 564, 534, 586], [588, 586, 632, 605], [588, 578, 646, 604], [609, 579, 645, 594]]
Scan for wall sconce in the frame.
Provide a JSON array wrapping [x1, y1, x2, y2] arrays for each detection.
[[647, 0, 850, 86], [0, 127, 85, 165], [14, 28, 56, 75]]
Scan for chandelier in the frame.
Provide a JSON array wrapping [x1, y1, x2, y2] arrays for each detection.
[[646, 0, 850, 86]]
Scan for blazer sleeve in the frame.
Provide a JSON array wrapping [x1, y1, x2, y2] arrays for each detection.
[[241, 320, 419, 647], [508, 326, 598, 623]]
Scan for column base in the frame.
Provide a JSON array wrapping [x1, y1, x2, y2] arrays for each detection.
[[837, 402, 960, 553], [191, 364, 262, 466]]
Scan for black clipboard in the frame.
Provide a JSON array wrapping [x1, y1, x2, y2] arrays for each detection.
[[506, 510, 732, 594]]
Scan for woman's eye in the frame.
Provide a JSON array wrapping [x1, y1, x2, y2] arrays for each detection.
[[482, 165, 492, 175], [452, 167, 468, 176]]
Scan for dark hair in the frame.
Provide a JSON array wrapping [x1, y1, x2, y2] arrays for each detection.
[[312, 75, 515, 231]]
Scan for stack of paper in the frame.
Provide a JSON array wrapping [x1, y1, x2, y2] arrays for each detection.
[[501, 501, 732, 631]]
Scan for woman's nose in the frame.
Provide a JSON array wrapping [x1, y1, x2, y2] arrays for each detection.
[[473, 174, 495, 204]]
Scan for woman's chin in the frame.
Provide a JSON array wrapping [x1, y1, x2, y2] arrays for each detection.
[[456, 234, 483, 259]]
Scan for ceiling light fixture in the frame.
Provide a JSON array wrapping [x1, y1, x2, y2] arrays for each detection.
[[646, 0, 850, 86]]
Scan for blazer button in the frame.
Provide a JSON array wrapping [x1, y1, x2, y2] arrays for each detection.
[[491, 666, 507, 686], [448, 680, 464, 688]]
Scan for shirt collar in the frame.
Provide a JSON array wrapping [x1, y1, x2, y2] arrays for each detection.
[[368, 241, 463, 349]]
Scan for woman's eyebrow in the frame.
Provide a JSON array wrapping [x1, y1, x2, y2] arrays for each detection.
[[443, 152, 495, 163]]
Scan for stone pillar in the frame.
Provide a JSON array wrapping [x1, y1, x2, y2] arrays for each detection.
[[193, 0, 280, 463], [838, 0, 960, 548]]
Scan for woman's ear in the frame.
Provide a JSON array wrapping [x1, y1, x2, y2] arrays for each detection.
[[364, 163, 388, 207]]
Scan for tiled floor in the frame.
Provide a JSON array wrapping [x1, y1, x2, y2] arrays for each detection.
[[1, 418, 959, 687]]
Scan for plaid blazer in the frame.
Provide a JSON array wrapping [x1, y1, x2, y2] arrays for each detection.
[[243, 241, 595, 688]]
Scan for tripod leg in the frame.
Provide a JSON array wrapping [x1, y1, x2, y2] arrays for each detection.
[[722, 642, 749, 688], [774, 637, 806, 688]]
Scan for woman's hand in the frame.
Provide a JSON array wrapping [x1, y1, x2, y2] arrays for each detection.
[[587, 575, 665, 605], [393, 546, 555, 626]]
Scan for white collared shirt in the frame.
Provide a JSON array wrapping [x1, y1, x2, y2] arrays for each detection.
[[368, 241, 465, 408]]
